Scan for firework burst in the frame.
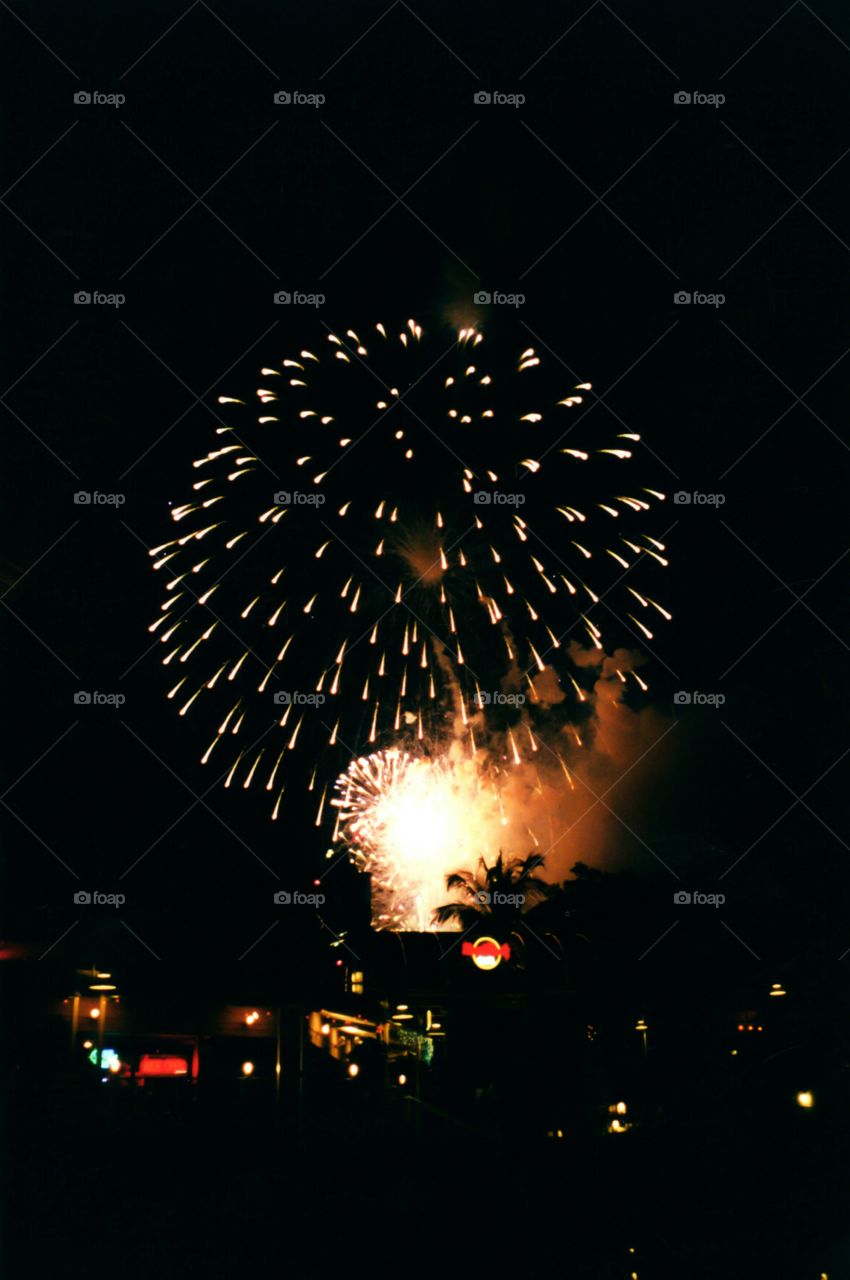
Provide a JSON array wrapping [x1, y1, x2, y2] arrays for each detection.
[[332, 745, 524, 930], [150, 319, 670, 907]]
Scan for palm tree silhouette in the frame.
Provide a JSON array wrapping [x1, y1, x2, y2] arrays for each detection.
[[431, 852, 551, 931]]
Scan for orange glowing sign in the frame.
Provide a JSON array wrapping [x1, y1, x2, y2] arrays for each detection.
[[462, 937, 511, 970]]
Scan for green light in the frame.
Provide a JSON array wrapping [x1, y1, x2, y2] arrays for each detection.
[[88, 1047, 120, 1071]]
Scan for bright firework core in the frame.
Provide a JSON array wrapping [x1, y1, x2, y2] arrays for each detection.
[[334, 748, 509, 931]]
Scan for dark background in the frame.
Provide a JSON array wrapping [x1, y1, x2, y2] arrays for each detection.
[[2, 0, 849, 993]]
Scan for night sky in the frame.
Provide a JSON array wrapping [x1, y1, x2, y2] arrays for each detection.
[[3, 0, 849, 995]]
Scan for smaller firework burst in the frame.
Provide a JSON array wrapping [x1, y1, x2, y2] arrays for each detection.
[[332, 745, 511, 930]]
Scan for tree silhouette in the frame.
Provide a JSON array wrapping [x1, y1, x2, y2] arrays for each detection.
[[431, 852, 551, 931]]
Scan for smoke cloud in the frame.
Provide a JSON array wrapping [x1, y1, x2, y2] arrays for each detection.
[[470, 643, 674, 884]]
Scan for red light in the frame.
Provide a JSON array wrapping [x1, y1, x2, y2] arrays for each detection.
[[138, 1055, 189, 1077], [335, 959, 343, 967]]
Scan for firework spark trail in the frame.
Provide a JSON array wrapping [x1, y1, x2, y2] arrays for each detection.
[[151, 319, 671, 919]]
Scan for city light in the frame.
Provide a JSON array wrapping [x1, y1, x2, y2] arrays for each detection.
[[398, 1073, 407, 1086], [348, 1063, 360, 1078], [241, 1061, 255, 1076], [796, 1091, 814, 1109], [770, 983, 787, 997], [138, 1055, 188, 1077]]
